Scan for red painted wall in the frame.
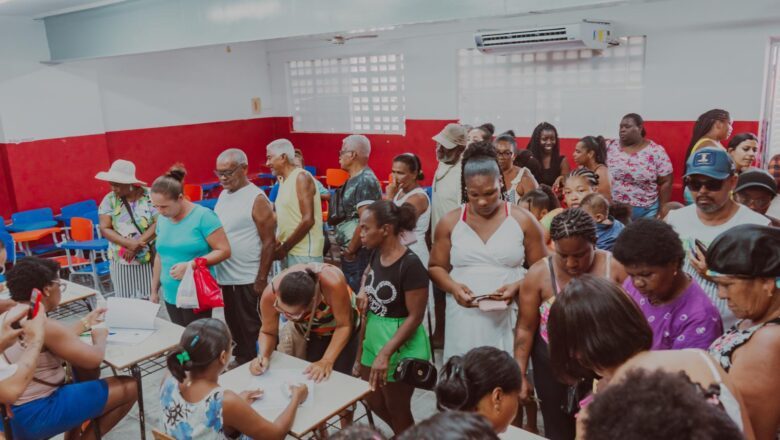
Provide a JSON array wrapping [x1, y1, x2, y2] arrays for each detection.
[[0, 117, 759, 219]]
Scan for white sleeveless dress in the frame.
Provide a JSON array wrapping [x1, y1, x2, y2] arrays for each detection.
[[444, 202, 527, 362], [393, 187, 431, 266]]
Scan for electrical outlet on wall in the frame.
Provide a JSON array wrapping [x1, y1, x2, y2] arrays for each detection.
[[251, 97, 262, 115]]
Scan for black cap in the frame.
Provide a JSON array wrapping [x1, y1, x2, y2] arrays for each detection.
[[706, 224, 780, 278], [734, 169, 778, 195]]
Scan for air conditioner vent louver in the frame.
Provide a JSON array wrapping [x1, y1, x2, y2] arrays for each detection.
[[475, 22, 612, 54]]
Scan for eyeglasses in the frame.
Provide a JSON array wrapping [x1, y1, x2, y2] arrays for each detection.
[[273, 296, 314, 321], [339, 149, 354, 157], [52, 280, 67, 292], [214, 166, 240, 178], [496, 150, 514, 157], [685, 177, 725, 192]]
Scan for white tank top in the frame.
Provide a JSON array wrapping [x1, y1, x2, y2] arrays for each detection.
[[214, 183, 266, 285], [393, 187, 431, 244]]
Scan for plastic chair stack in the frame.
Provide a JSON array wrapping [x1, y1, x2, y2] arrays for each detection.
[[58, 217, 111, 295], [6, 208, 57, 232]]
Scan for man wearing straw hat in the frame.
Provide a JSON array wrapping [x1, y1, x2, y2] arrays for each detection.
[[96, 159, 158, 299]]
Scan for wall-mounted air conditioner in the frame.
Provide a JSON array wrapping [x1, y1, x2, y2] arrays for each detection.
[[475, 20, 613, 54]]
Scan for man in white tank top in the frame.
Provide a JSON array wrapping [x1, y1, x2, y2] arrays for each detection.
[[214, 148, 276, 367]]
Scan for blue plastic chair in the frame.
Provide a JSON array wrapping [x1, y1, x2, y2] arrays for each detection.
[[7, 208, 57, 232], [0, 231, 21, 264], [56, 200, 98, 225], [304, 166, 317, 176], [59, 217, 111, 294], [268, 182, 280, 203], [194, 199, 218, 210]]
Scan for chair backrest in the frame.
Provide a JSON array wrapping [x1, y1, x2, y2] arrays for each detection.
[[152, 428, 175, 440], [0, 216, 5, 232], [183, 184, 203, 202], [268, 182, 280, 203], [0, 231, 15, 264], [61, 200, 98, 217], [304, 165, 317, 176], [325, 168, 349, 188], [11, 207, 54, 225], [70, 217, 95, 242]]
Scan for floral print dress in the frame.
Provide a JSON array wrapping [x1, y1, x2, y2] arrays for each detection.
[[161, 376, 245, 440], [606, 139, 673, 208]]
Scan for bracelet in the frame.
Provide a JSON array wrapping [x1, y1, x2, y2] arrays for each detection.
[[81, 317, 91, 332]]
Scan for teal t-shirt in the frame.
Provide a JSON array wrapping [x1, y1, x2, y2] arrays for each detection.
[[156, 205, 223, 305]]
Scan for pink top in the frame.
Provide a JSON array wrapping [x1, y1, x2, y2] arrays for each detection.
[[606, 139, 673, 208], [1, 308, 66, 405]]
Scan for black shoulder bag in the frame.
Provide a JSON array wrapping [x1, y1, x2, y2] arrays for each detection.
[[121, 197, 156, 262], [392, 254, 438, 390]]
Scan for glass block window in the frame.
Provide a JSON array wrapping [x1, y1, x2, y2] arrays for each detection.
[[287, 54, 405, 134], [457, 36, 646, 136]]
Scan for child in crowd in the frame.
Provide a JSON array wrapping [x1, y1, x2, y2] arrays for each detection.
[[561, 168, 599, 209], [520, 185, 562, 249], [610, 201, 633, 225], [162, 318, 308, 440], [580, 193, 625, 251]]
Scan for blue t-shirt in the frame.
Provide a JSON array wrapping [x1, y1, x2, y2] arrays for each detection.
[[156, 205, 223, 305], [595, 217, 625, 252]]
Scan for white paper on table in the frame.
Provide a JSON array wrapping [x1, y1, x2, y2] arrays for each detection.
[[105, 297, 159, 329], [107, 328, 155, 345], [249, 369, 315, 411]]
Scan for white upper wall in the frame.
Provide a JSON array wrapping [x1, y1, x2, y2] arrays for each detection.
[[266, 0, 780, 135], [1, 0, 778, 141]]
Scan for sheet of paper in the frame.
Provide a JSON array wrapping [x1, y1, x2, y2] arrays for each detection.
[[107, 328, 155, 345], [106, 297, 159, 329], [249, 369, 315, 411]]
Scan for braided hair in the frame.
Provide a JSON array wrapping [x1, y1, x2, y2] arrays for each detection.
[[550, 208, 597, 244], [460, 140, 506, 204], [566, 167, 600, 188]]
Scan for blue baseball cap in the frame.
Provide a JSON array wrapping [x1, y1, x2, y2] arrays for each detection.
[[684, 147, 736, 180]]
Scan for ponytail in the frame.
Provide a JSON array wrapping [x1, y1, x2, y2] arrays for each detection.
[[165, 318, 231, 383], [436, 356, 471, 411], [435, 347, 522, 411], [364, 200, 417, 235], [152, 163, 187, 200], [278, 269, 318, 307]]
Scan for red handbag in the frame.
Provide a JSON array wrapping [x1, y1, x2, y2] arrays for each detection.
[[193, 257, 224, 313]]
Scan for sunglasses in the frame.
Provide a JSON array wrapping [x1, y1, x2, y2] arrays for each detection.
[[685, 177, 725, 192]]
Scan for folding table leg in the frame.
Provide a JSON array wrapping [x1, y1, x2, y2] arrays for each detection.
[[131, 364, 147, 440], [360, 400, 375, 427]]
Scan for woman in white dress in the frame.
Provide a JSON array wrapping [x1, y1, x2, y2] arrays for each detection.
[[386, 153, 431, 265], [430, 141, 547, 362], [494, 131, 538, 204]]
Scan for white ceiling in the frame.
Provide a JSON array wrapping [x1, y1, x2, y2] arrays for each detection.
[[0, 0, 126, 18]]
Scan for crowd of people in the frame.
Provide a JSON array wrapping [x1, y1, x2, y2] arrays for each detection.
[[0, 109, 779, 440]]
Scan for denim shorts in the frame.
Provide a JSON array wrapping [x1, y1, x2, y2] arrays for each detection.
[[1, 379, 108, 440]]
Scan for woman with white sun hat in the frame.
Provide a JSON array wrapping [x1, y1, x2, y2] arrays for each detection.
[[95, 159, 158, 299]]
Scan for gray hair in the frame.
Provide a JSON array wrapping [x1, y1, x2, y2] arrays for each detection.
[[266, 139, 296, 163], [216, 148, 248, 166], [343, 135, 371, 158]]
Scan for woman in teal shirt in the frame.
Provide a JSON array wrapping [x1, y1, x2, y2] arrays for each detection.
[[150, 165, 231, 326]]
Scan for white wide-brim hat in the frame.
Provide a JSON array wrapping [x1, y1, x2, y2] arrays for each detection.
[[95, 159, 146, 185]]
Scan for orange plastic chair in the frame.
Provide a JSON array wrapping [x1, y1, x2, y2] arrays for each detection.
[[51, 217, 93, 268], [325, 169, 349, 188], [184, 184, 203, 202]]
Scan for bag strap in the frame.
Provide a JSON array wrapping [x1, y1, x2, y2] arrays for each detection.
[[302, 280, 320, 342], [121, 196, 145, 236], [1, 351, 64, 389]]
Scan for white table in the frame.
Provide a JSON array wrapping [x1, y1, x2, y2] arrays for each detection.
[[500, 425, 547, 439], [101, 318, 184, 440], [59, 280, 97, 307], [220, 351, 371, 439]]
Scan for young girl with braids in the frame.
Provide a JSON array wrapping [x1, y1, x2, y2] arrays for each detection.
[[561, 168, 599, 210], [429, 140, 546, 363], [572, 136, 611, 201], [161, 318, 308, 440], [514, 208, 626, 440]]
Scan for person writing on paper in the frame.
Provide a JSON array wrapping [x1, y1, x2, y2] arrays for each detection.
[[0, 304, 45, 404], [252, 263, 360, 382], [428, 141, 546, 363], [0, 258, 138, 440], [161, 318, 307, 440], [96, 159, 158, 299], [150, 165, 231, 327], [354, 200, 431, 435]]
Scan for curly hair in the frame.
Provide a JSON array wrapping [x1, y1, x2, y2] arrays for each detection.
[[460, 140, 506, 204], [613, 218, 685, 269], [550, 208, 597, 244], [6, 257, 60, 302], [585, 368, 743, 440]]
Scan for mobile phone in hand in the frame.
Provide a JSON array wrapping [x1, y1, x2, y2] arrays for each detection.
[[12, 289, 42, 330]]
